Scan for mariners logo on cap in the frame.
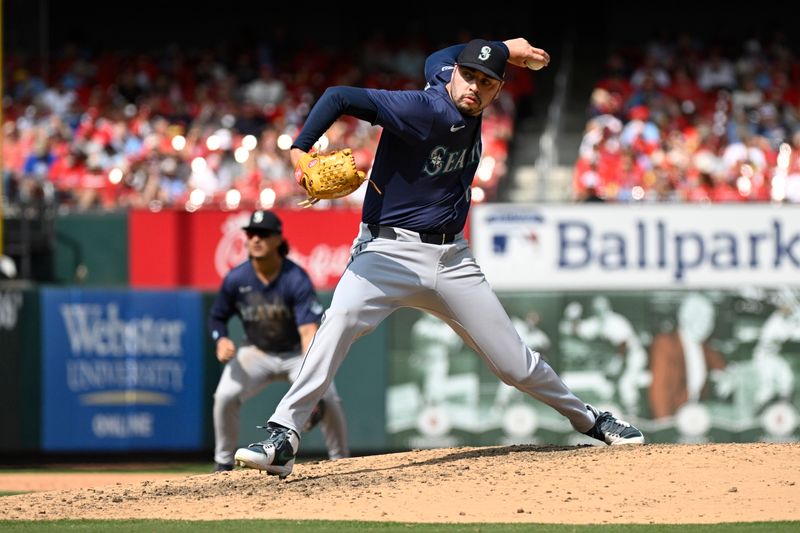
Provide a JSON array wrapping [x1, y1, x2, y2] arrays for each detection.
[[457, 39, 507, 81], [253, 211, 264, 223]]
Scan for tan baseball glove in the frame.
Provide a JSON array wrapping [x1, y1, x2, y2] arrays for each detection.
[[294, 149, 371, 207]]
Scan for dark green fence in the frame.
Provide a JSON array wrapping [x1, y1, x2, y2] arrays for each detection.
[[4, 285, 798, 455], [0, 283, 40, 451], [53, 212, 128, 285]]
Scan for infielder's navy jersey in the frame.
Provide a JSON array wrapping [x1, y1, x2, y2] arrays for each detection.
[[293, 43, 505, 234], [207, 259, 323, 353]]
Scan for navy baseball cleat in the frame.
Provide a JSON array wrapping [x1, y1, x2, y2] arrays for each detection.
[[234, 423, 299, 479], [584, 404, 645, 445]]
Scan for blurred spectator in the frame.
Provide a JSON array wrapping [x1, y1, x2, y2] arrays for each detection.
[[576, 34, 800, 204], [697, 47, 736, 92]]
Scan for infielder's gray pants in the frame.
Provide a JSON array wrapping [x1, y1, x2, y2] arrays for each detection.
[[270, 223, 594, 437], [214, 345, 349, 465]]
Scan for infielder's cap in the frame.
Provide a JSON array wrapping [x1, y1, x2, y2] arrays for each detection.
[[242, 210, 282, 233], [457, 39, 508, 81]]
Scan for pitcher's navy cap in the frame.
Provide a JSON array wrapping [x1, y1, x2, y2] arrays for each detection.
[[457, 39, 508, 81]]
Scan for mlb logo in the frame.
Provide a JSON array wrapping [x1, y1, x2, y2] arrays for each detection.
[[492, 234, 507, 254]]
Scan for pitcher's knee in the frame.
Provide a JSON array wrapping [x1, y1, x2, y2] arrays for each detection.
[[324, 307, 371, 332], [213, 392, 241, 410], [496, 366, 532, 389]]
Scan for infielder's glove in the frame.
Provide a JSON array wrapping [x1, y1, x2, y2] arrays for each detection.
[[302, 399, 326, 432], [294, 149, 379, 207]]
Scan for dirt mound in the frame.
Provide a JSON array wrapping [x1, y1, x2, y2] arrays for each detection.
[[1, 443, 798, 524]]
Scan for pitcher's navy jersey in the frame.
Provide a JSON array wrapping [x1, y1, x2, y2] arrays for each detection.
[[292, 43, 507, 234], [208, 259, 323, 354]]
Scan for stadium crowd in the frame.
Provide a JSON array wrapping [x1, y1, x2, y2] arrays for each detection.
[[11, 28, 798, 211], [2, 35, 532, 212], [574, 33, 800, 203]]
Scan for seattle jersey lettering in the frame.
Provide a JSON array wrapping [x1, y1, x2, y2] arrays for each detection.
[[238, 296, 293, 322], [422, 142, 482, 177]]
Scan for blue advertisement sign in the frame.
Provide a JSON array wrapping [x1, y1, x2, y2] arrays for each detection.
[[41, 288, 203, 451]]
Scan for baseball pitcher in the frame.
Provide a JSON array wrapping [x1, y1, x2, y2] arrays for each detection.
[[235, 38, 643, 479]]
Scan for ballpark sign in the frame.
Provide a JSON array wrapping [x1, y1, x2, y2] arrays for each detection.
[[471, 204, 800, 289]]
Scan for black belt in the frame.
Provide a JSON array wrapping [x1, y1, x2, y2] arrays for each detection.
[[367, 224, 456, 245]]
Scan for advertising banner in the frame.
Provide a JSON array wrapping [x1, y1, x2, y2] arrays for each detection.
[[189, 209, 361, 290], [386, 289, 800, 448], [41, 288, 204, 451], [471, 204, 800, 289], [130, 209, 362, 290], [128, 210, 183, 288]]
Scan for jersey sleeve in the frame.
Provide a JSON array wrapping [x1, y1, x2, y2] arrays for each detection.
[[292, 86, 379, 152], [207, 276, 236, 341], [292, 271, 323, 327], [424, 44, 464, 86]]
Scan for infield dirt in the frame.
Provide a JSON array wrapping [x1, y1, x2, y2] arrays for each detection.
[[1, 443, 798, 524]]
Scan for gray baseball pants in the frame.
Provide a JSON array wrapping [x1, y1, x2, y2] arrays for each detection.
[[270, 223, 594, 437]]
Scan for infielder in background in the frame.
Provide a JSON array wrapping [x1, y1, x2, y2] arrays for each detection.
[[208, 210, 349, 472], [236, 38, 643, 478]]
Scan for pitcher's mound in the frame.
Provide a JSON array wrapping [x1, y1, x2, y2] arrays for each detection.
[[1, 443, 798, 524]]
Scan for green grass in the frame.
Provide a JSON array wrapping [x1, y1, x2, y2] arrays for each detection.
[[0, 521, 797, 532]]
